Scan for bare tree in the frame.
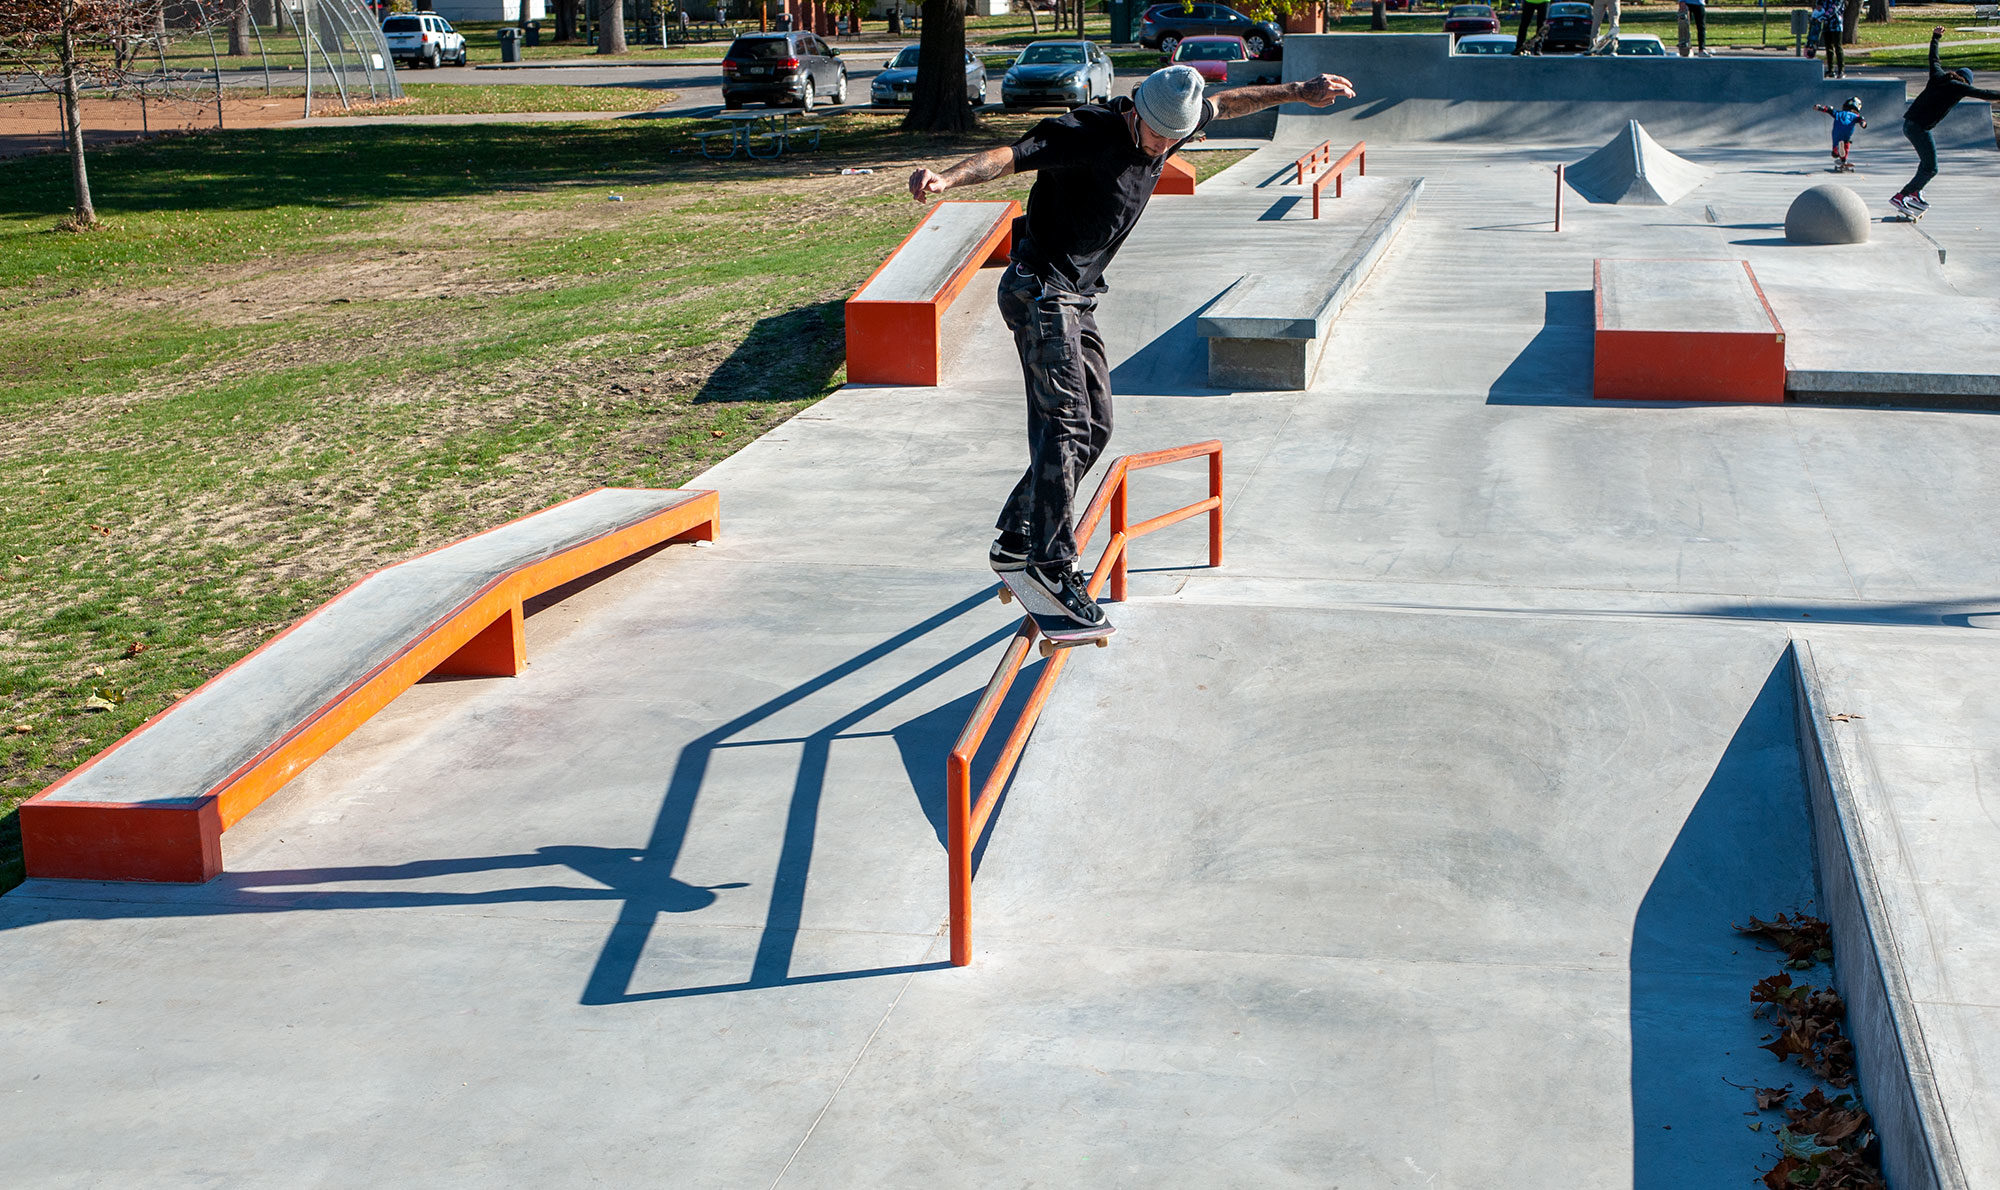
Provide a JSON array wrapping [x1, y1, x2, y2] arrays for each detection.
[[228, 0, 251, 54], [597, 0, 626, 51], [553, 0, 580, 38], [902, 0, 972, 132]]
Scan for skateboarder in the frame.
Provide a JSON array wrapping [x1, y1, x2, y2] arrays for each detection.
[[1679, 0, 1709, 57], [1890, 26, 2000, 217], [1814, 97, 1865, 172], [907, 65, 1356, 640]]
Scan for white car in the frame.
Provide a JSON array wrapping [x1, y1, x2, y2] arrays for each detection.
[[1615, 34, 1667, 55], [382, 14, 467, 69], [1454, 33, 1517, 54]]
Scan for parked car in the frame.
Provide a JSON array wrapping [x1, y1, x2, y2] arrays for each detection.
[[1541, 1, 1594, 52], [381, 14, 466, 68], [721, 31, 847, 109], [1002, 40, 1114, 109], [1139, 3, 1283, 60], [1442, 4, 1500, 38], [1169, 34, 1250, 82], [1454, 32, 1517, 53], [870, 44, 987, 106], [1615, 33, 1667, 54]]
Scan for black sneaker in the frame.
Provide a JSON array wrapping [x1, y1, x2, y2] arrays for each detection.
[[988, 531, 1030, 575], [1026, 563, 1109, 634]]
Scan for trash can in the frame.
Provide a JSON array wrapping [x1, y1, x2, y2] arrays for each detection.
[[524, 21, 541, 45], [1789, 7, 1810, 52], [1109, 0, 1134, 43], [887, 7, 902, 32], [498, 26, 522, 61]]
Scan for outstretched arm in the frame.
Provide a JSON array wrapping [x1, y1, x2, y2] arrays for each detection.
[[1930, 26, 1944, 78], [1211, 72, 1356, 120], [909, 146, 1017, 203]]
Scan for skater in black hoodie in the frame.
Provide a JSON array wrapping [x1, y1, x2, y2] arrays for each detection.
[[1891, 26, 2000, 217]]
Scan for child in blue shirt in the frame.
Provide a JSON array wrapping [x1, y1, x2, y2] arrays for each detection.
[[1814, 97, 1866, 172]]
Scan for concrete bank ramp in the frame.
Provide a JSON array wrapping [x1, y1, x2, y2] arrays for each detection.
[[1566, 120, 1714, 206]]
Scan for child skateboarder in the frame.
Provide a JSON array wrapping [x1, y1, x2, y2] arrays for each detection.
[[1890, 26, 2000, 217], [907, 65, 1356, 642], [1814, 97, 1865, 172]]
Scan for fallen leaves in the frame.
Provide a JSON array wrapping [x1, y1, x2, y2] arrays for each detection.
[[1827, 712, 1865, 723], [1757, 1088, 1884, 1189], [1737, 911, 1833, 968], [123, 641, 147, 658], [1751, 972, 1855, 1086]]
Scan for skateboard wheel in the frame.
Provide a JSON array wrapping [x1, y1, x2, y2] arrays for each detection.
[[1093, 637, 1108, 648], [1038, 639, 1054, 659], [998, 586, 1013, 605]]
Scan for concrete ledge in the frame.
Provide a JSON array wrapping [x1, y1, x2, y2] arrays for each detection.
[[1787, 370, 2000, 411], [1198, 176, 1422, 390], [18, 487, 720, 884], [1789, 640, 1965, 1190], [1593, 258, 1787, 403]]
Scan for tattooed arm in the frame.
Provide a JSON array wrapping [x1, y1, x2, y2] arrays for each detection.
[[909, 146, 1017, 202], [1210, 72, 1356, 120]]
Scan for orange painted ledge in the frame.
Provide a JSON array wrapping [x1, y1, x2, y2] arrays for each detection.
[[844, 199, 1019, 387], [1592, 259, 1788, 404], [19, 488, 719, 884], [1154, 153, 1197, 196]]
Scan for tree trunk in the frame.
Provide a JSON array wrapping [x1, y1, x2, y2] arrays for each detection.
[[1026, 1, 1038, 33], [59, 0, 96, 226], [556, 0, 579, 39], [230, 0, 253, 55], [598, 0, 627, 51], [1865, 0, 1885, 20], [1841, 0, 1859, 38], [903, 0, 974, 131], [1370, 0, 1386, 27]]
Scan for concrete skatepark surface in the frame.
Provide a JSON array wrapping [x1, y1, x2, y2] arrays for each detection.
[[7, 105, 2000, 1187]]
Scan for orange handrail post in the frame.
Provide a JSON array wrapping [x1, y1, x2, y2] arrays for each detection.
[[945, 441, 1223, 968]]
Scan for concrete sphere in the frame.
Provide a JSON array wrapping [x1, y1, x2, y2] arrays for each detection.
[[1785, 184, 1870, 245]]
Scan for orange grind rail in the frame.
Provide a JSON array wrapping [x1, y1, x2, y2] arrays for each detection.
[[843, 200, 1019, 387], [1310, 141, 1366, 219], [945, 442, 1224, 967], [19, 489, 720, 884]]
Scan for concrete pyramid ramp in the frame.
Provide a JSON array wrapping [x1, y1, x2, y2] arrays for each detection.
[[1566, 119, 1713, 206]]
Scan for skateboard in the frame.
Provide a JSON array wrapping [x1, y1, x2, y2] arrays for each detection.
[[996, 583, 1114, 657], [1676, 9, 1690, 56]]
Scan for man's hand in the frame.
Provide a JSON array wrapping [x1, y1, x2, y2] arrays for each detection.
[[1933, 24, 1945, 37], [909, 168, 948, 203], [1295, 73, 1357, 108]]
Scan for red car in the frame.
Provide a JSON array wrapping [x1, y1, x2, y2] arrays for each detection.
[[1169, 34, 1251, 83], [1442, 3, 1500, 37]]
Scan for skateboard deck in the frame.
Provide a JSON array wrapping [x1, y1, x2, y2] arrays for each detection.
[[996, 583, 1114, 656]]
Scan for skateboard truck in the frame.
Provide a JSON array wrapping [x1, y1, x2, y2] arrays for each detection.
[[1038, 636, 1110, 658]]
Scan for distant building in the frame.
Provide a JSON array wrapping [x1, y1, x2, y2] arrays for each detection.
[[426, 0, 547, 18]]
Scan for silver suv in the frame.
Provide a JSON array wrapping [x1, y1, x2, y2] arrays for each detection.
[[382, 14, 467, 69]]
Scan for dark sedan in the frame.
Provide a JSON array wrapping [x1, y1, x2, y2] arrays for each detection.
[[1542, 1, 1594, 52], [1442, 4, 1500, 38], [1139, 3, 1283, 60], [869, 44, 988, 107]]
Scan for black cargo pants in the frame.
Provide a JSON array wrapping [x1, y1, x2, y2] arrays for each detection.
[[995, 264, 1113, 568]]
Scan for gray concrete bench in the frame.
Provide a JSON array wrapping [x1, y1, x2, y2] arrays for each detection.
[[19, 487, 719, 884], [1198, 178, 1423, 390]]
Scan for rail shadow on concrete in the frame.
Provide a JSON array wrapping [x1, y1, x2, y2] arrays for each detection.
[[5, 588, 1060, 1005], [694, 299, 846, 405], [1629, 655, 1816, 1187]]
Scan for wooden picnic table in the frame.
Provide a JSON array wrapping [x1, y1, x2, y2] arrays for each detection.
[[694, 110, 823, 160]]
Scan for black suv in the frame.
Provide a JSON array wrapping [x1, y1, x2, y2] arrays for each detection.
[[722, 32, 848, 109], [1139, 4, 1283, 59]]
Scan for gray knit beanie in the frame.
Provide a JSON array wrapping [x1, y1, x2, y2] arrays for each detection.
[[1133, 65, 1205, 141]]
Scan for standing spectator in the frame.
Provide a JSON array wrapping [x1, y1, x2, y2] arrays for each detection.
[[1514, 0, 1548, 54], [1680, 0, 1709, 56], [1891, 27, 2000, 216], [1590, 0, 1619, 55], [1813, 0, 1844, 78]]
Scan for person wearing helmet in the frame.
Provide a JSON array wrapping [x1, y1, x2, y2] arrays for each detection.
[[907, 65, 1355, 640], [1813, 96, 1866, 172], [1891, 26, 2000, 216]]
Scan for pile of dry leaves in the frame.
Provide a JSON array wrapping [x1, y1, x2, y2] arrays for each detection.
[[1736, 913, 1885, 1189]]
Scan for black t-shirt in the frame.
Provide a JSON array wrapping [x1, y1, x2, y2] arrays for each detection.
[[1008, 95, 1214, 296], [1905, 40, 2000, 129]]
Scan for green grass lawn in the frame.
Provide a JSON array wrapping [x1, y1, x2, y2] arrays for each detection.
[[0, 112, 1044, 893], [317, 82, 679, 115]]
